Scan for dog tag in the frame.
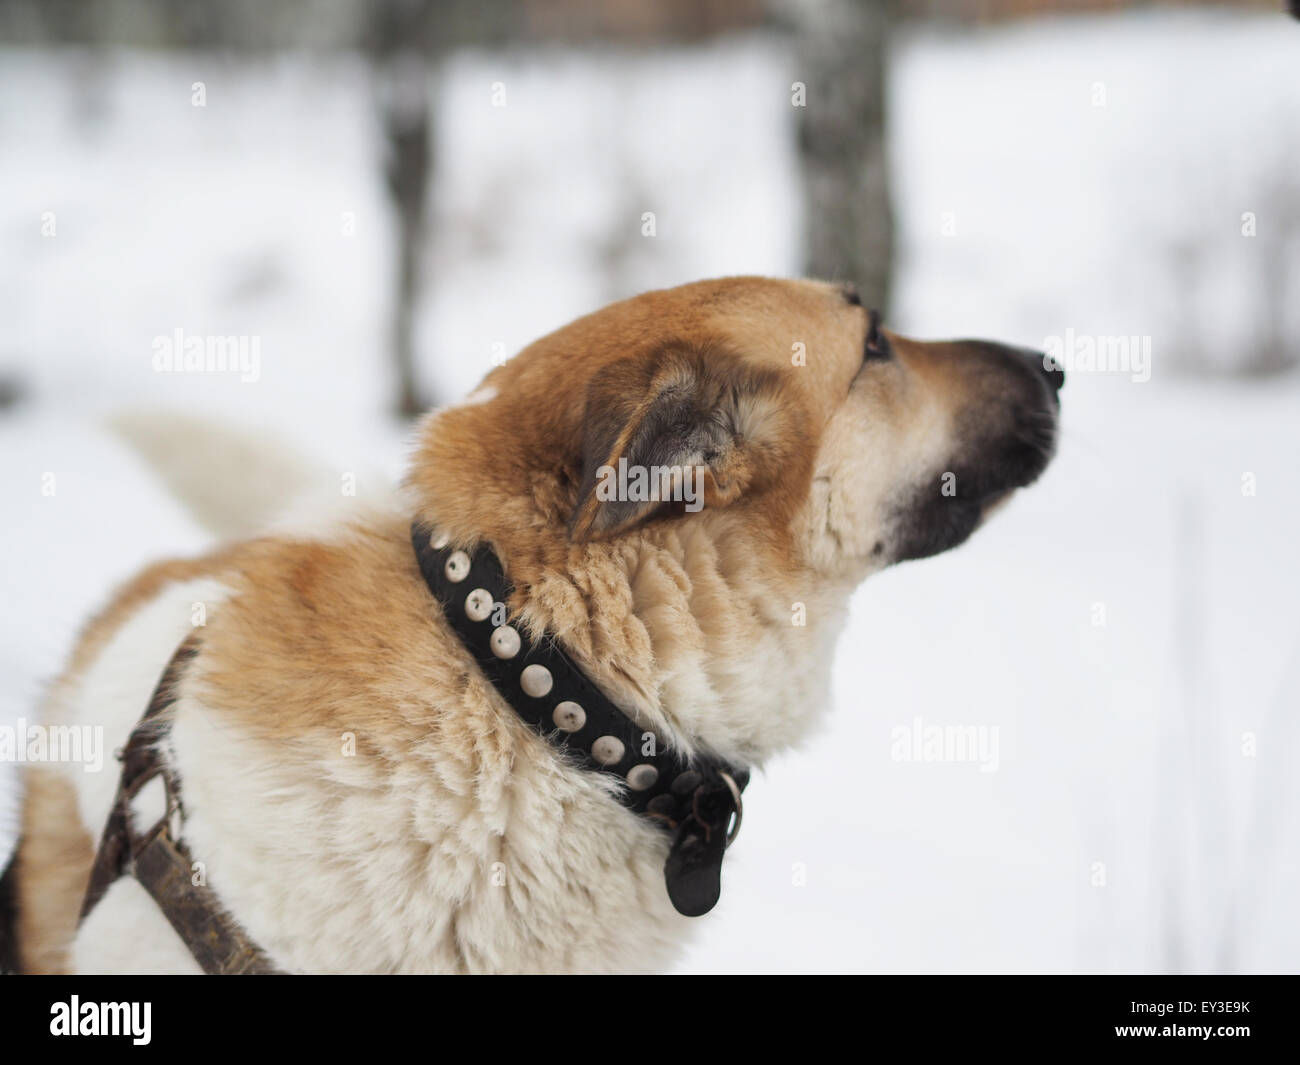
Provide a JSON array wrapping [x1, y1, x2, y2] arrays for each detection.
[[663, 782, 735, 917]]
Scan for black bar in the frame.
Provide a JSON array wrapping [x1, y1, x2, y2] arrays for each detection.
[[0, 976, 1292, 1052]]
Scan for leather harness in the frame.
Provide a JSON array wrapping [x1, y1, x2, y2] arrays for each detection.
[[78, 524, 751, 973], [79, 636, 279, 974]]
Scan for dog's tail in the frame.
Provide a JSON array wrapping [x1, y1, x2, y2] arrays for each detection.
[[0, 845, 19, 975], [109, 411, 328, 541]]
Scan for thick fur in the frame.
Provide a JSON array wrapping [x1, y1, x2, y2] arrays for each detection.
[[14, 277, 1060, 974]]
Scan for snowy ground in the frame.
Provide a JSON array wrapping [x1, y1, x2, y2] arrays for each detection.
[[2, 8, 1297, 973]]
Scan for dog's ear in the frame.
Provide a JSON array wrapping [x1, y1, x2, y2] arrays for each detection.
[[569, 343, 790, 541]]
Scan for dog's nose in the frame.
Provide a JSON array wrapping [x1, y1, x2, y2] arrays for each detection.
[[1033, 351, 1065, 393]]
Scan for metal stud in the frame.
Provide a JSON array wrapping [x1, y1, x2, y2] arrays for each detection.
[[552, 701, 586, 732], [444, 550, 471, 583], [646, 794, 676, 817], [671, 770, 701, 796], [520, 664, 553, 698], [626, 764, 659, 791], [464, 588, 493, 622], [591, 736, 625, 766], [490, 624, 521, 659]]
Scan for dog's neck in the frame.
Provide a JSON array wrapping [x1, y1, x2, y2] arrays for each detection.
[[407, 396, 853, 765], [408, 499, 849, 768]]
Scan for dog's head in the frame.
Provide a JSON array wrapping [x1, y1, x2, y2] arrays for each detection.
[[410, 277, 1060, 756], [414, 276, 1060, 575]]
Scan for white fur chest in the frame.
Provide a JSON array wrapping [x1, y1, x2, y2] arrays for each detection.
[[167, 685, 696, 974]]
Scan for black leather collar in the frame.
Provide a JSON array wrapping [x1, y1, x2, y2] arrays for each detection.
[[411, 522, 749, 917]]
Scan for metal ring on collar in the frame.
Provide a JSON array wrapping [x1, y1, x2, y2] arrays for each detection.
[[718, 770, 743, 847]]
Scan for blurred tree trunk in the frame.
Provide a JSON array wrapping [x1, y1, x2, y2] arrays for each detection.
[[380, 60, 433, 419], [367, 0, 528, 418], [793, 0, 896, 314], [1252, 153, 1299, 376], [368, 0, 438, 418]]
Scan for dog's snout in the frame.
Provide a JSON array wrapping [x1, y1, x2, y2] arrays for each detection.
[[994, 344, 1063, 401], [1033, 350, 1065, 394], [1001, 344, 1063, 395], [934, 339, 1065, 397]]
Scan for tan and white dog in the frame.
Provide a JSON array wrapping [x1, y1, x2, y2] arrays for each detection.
[[8, 276, 1062, 974]]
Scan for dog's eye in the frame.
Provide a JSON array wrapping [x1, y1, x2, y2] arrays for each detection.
[[863, 309, 891, 363]]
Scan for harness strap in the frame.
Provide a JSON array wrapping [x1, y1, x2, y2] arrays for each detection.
[[79, 636, 280, 975]]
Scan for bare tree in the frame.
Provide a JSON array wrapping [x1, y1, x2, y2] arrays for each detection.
[[789, 0, 896, 313], [1249, 147, 1300, 377], [365, 0, 528, 417], [367, 0, 439, 418]]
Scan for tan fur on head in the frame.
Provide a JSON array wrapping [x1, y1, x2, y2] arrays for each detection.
[[408, 275, 1058, 671], [568, 341, 804, 540]]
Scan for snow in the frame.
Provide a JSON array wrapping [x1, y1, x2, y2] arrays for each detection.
[[1, 8, 1297, 973]]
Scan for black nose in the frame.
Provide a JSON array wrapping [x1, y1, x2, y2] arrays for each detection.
[[1031, 350, 1065, 393]]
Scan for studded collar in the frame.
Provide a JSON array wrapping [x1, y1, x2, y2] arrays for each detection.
[[411, 522, 749, 917]]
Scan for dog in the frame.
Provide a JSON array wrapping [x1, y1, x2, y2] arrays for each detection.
[[5, 276, 1062, 974]]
